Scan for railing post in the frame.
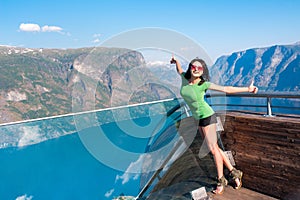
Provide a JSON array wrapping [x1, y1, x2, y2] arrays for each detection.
[[265, 97, 275, 117]]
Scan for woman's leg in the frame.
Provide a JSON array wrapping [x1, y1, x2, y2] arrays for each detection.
[[200, 124, 227, 194], [219, 148, 234, 171], [218, 142, 242, 188]]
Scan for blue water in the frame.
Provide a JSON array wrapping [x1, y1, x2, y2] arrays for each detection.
[[0, 131, 140, 200], [0, 117, 167, 200], [0, 99, 185, 200], [0, 108, 182, 200]]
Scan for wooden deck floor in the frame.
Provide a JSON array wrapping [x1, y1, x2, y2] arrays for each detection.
[[208, 187, 278, 200]]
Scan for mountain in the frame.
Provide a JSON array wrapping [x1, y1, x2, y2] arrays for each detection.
[[210, 43, 300, 91], [146, 43, 300, 93], [0, 46, 177, 124], [2, 43, 299, 124]]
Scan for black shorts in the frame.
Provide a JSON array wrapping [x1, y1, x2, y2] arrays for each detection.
[[198, 114, 217, 127]]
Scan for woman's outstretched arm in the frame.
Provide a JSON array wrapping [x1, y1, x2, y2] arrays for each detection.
[[209, 81, 258, 94], [170, 56, 184, 75]]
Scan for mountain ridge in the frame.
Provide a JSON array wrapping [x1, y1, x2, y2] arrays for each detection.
[[210, 43, 300, 91], [1, 43, 299, 124], [0, 46, 177, 124]]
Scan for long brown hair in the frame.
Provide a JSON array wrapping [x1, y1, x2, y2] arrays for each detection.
[[184, 58, 210, 85]]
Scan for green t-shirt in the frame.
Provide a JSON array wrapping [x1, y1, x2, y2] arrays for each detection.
[[180, 73, 214, 119]]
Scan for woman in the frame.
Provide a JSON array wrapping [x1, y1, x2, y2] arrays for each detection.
[[170, 57, 258, 194]]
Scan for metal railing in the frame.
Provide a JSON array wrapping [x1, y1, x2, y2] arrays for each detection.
[[206, 92, 300, 117]]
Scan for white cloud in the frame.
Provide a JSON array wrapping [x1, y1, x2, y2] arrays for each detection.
[[115, 154, 156, 185], [115, 173, 129, 185], [104, 188, 114, 198], [19, 23, 41, 32], [19, 23, 63, 33], [15, 194, 33, 200], [92, 38, 100, 43], [93, 33, 102, 38], [92, 33, 102, 43], [114, 143, 181, 185], [42, 25, 63, 32]]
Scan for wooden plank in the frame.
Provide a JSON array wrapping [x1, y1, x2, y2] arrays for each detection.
[[219, 111, 300, 200], [208, 187, 278, 200]]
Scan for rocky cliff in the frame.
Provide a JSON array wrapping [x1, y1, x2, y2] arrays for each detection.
[[0, 46, 177, 124], [210, 43, 300, 91]]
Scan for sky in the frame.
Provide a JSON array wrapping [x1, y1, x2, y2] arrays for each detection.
[[0, 0, 299, 62]]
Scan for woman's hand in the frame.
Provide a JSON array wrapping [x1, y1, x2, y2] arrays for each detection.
[[248, 80, 258, 93], [170, 56, 177, 64], [170, 55, 183, 74]]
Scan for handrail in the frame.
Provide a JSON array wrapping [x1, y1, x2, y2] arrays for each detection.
[[205, 92, 300, 117], [206, 92, 300, 99], [0, 98, 176, 127]]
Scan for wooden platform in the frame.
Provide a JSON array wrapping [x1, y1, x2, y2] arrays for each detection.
[[208, 187, 278, 200], [146, 112, 299, 200]]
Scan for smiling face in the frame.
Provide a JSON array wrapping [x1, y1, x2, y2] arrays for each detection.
[[190, 61, 203, 78]]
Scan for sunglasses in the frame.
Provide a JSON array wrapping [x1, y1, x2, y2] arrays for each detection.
[[191, 65, 203, 71]]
